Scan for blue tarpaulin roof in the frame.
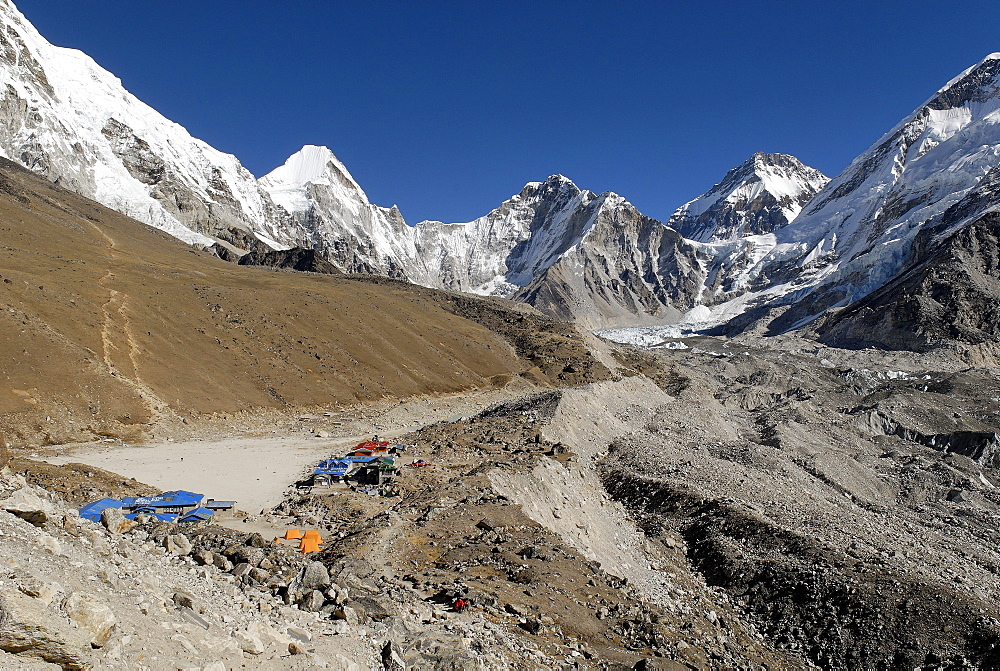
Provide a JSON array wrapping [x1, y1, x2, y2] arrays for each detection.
[[121, 490, 203, 509], [124, 511, 178, 522], [180, 507, 215, 522], [343, 455, 377, 463], [79, 498, 122, 522], [315, 458, 352, 476]]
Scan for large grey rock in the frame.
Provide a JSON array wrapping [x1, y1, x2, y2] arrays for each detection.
[[163, 534, 192, 556], [0, 588, 91, 668], [298, 590, 325, 613], [228, 545, 265, 567], [234, 629, 266, 655], [192, 549, 215, 566], [172, 591, 200, 613], [351, 596, 392, 622], [331, 557, 371, 581], [61, 592, 116, 648], [332, 605, 361, 625], [299, 561, 331, 590], [0, 488, 54, 527], [100, 507, 135, 534]]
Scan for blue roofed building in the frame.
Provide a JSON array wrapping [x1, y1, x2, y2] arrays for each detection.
[[119, 490, 204, 516], [79, 497, 122, 522], [313, 458, 353, 486], [124, 511, 178, 522], [79, 489, 236, 525], [180, 507, 215, 523]]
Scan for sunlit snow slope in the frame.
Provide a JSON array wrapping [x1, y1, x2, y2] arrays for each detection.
[[605, 53, 1000, 343], [0, 0, 303, 248]]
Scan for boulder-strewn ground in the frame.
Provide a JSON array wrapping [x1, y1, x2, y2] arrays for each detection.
[[598, 336, 1000, 669], [5, 333, 1000, 669], [0, 467, 376, 669]]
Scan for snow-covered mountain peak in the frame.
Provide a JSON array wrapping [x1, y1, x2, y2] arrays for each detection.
[[262, 145, 340, 187], [668, 152, 828, 243], [0, 0, 315, 249], [259, 144, 369, 214], [521, 174, 584, 198]]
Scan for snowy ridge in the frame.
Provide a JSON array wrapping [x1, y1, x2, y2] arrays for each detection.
[[7, 0, 1000, 337], [669, 153, 828, 243], [0, 0, 306, 248], [259, 144, 369, 214], [606, 53, 1000, 344]]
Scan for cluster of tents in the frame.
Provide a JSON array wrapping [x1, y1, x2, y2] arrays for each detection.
[[277, 528, 323, 553]]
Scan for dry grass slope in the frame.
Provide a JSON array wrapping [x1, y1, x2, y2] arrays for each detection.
[[0, 159, 601, 447]]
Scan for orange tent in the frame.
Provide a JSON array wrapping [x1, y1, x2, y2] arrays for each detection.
[[299, 537, 322, 553], [302, 529, 322, 541], [284, 529, 303, 540]]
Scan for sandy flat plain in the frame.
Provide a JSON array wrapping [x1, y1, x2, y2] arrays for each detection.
[[44, 386, 525, 515], [46, 435, 345, 515]]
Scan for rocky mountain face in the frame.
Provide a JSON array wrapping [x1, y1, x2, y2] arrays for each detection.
[[0, 0, 307, 249], [668, 152, 828, 243], [609, 52, 1000, 349], [6, 0, 1000, 346], [512, 197, 707, 328], [814, 208, 1000, 356], [261, 155, 707, 327], [704, 53, 1000, 338]]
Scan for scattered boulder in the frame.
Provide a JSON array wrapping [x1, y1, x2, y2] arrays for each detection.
[[172, 591, 199, 612], [228, 545, 265, 567], [17, 578, 62, 606], [231, 563, 253, 579], [35, 533, 62, 556], [287, 627, 312, 643], [520, 618, 542, 634], [61, 591, 116, 648], [382, 641, 405, 671], [163, 534, 192, 556], [331, 557, 371, 582], [298, 590, 325, 613], [211, 554, 233, 572], [351, 596, 391, 622], [248, 567, 271, 584], [234, 629, 266, 655], [299, 561, 331, 590], [246, 533, 269, 549], [332, 605, 361, 625], [192, 549, 215, 566], [0, 588, 90, 668], [1, 488, 54, 527]]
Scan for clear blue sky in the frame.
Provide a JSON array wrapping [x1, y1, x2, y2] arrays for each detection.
[[16, 1, 1000, 224]]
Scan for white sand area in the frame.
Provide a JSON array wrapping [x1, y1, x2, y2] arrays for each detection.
[[46, 433, 373, 516]]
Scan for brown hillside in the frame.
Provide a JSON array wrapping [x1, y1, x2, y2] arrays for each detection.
[[0, 159, 601, 447]]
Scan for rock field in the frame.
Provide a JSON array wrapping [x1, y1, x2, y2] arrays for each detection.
[[4, 333, 1000, 669]]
